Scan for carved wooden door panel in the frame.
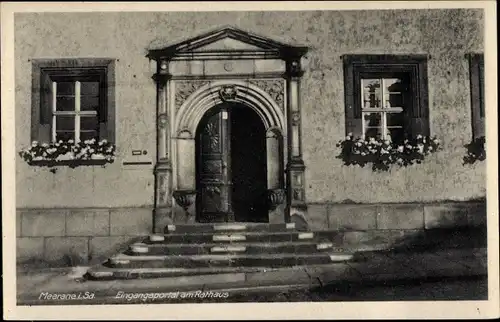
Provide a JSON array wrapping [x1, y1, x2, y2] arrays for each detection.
[[196, 105, 233, 223]]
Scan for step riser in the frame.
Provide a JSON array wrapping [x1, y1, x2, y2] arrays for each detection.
[[164, 223, 296, 234], [145, 233, 315, 244], [87, 270, 232, 280], [126, 244, 335, 256], [105, 256, 334, 269]]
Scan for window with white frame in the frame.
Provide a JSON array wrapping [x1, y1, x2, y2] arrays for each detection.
[[343, 55, 430, 143], [31, 59, 115, 144], [361, 77, 407, 142], [50, 78, 101, 142]]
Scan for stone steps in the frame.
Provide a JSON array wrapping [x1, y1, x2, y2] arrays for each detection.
[[144, 231, 317, 244], [102, 252, 353, 269], [85, 262, 350, 280], [124, 241, 341, 256], [86, 223, 355, 281]]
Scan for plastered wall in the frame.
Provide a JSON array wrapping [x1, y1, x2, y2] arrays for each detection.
[[15, 9, 485, 208]]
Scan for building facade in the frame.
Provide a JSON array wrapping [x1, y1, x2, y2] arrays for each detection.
[[15, 9, 486, 266]]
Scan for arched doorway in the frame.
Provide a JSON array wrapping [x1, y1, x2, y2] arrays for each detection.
[[195, 102, 268, 223]]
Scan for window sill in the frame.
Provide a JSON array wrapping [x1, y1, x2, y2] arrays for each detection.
[[28, 159, 110, 167]]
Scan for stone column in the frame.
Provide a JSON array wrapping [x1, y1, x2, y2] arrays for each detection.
[[153, 60, 173, 233], [266, 130, 285, 223], [173, 135, 197, 224], [285, 57, 308, 230]]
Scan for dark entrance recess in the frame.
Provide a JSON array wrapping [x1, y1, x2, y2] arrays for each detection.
[[195, 102, 268, 223]]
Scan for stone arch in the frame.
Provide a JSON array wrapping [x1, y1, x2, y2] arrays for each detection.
[[174, 80, 285, 138]]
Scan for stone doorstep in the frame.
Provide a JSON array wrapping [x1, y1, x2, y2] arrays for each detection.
[[88, 248, 487, 280], [144, 231, 316, 244], [103, 252, 354, 270], [109, 252, 354, 262], [165, 222, 296, 234], [86, 258, 353, 280], [125, 241, 340, 256]]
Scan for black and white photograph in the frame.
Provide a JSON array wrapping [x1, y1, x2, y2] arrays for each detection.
[[2, 1, 498, 320]]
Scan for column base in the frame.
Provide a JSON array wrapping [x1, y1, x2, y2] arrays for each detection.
[[267, 188, 286, 224], [153, 207, 173, 233], [289, 203, 309, 231], [172, 190, 197, 225], [269, 203, 286, 224]]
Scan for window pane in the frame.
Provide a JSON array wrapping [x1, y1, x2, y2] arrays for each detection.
[[383, 78, 404, 92], [387, 127, 405, 144], [80, 131, 99, 141], [56, 82, 75, 95], [81, 82, 100, 96], [363, 112, 381, 127], [386, 93, 403, 108], [362, 79, 381, 108], [384, 78, 406, 108], [80, 96, 100, 111], [56, 96, 75, 111], [81, 116, 99, 131], [56, 115, 75, 131], [364, 127, 383, 140], [55, 131, 75, 142], [387, 112, 405, 127]]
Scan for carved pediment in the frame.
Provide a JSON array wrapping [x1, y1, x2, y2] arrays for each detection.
[[192, 37, 264, 52], [147, 26, 308, 61]]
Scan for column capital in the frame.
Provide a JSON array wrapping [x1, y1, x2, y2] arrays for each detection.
[[154, 159, 172, 172], [286, 158, 306, 171], [152, 73, 172, 84], [285, 58, 304, 78]]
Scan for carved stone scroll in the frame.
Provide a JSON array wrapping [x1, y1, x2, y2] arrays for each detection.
[[248, 79, 285, 112], [175, 80, 209, 110]]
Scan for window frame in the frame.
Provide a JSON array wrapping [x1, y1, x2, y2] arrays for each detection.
[[360, 76, 407, 142], [467, 53, 485, 139], [31, 58, 116, 144], [343, 54, 430, 139]]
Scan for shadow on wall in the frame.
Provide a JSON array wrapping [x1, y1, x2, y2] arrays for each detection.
[[388, 225, 487, 253], [380, 201, 487, 253]]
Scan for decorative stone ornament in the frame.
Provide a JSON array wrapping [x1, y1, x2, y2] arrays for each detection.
[[267, 188, 286, 211], [291, 111, 301, 125], [287, 58, 303, 77], [223, 62, 233, 72], [158, 113, 168, 128], [175, 80, 209, 110], [219, 85, 238, 101], [173, 190, 197, 211], [248, 79, 285, 112]]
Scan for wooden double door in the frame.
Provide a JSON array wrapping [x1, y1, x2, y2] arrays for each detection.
[[195, 102, 268, 223]]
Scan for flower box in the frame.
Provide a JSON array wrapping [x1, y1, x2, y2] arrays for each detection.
[[463, 136, 486, 165], [19, 139, 116, 169], [336, 134, 442, 172], [29, 159, 108, 167]]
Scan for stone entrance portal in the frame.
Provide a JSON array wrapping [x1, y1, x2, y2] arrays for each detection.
[[147, 26, 309, 232], [195, 102, 268, 223]]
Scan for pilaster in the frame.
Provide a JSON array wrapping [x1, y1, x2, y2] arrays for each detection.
[[153, 60, 174, 232], [285, 56, 308, 225]]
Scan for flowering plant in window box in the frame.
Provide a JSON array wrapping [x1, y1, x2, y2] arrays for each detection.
[[463, 136, 486, 165], [336, 134, 442, 171], [18, 139, 116, 169]]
